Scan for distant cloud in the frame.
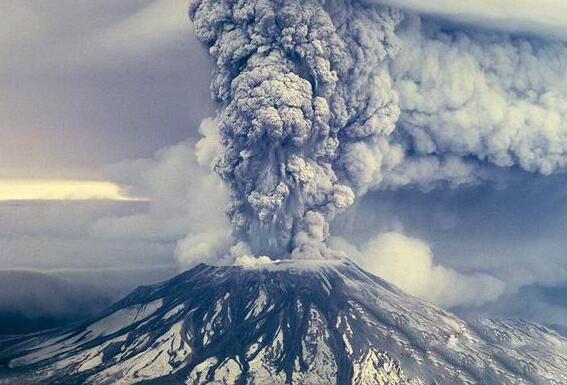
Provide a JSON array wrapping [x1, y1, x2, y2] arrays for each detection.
[[0, 119, 230, 273], [0, 269, 109, 318], [453, 284, 567, 336], [374, 0, 567, 39], [0, 269, 111, 334]]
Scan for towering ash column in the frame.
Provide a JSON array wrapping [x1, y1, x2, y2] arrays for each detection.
[[190, 0, 402, 258]]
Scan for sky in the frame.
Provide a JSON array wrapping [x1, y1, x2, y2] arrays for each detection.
[[0, 0, 213, 180], [1, 0, 567, 334]]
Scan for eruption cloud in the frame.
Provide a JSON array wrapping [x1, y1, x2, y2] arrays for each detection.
[[190, 0, 402, 258], [189, 0, 567, 260]]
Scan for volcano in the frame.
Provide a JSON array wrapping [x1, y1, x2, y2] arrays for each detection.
[[1, 259, 566, 385]]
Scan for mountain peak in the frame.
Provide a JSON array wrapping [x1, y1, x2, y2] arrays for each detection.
[[1, 260, 567, 384]]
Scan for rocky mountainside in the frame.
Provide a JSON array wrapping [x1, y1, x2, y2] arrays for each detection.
[[1, 259, 567, 384]]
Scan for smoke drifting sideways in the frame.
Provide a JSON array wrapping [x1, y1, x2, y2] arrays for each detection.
[[189, 0, 567, 261]]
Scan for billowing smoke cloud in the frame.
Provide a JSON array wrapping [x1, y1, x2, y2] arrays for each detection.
[[190, 0, 567, 260], [190, 0, 402, 258], [338, 16, 567, 192], [391, 16, 567, 176]]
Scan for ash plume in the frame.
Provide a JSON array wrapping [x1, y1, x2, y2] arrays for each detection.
[[190, 0, 402, 258], [190, 0, 567, 260]]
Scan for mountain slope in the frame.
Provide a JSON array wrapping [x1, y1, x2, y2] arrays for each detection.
[[1, 259, 566, 384]]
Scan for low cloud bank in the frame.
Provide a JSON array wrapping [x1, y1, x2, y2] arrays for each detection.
[[0, 270, 111, 334]]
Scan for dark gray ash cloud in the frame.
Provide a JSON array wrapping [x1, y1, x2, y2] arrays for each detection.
[[189, 0, 567, 261], [190, 0, 403, 258]]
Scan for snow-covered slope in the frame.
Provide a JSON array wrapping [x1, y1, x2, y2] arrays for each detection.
[[1, 259, 566, 384]]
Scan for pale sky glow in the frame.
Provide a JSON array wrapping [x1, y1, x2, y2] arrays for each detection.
[[0, 180, 146, 201]]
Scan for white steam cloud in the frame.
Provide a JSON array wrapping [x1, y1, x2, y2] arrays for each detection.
[[93, 118, 232, 266], [332, 232, 505, 307]]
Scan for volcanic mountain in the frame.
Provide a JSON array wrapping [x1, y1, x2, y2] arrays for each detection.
[[1, 259, 566, 385]]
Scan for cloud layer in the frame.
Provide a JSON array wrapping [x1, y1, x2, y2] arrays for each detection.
[[373, 0, 567, 39]]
